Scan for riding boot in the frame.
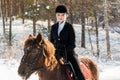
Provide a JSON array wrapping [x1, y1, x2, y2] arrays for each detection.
[[74, 65, 85, 80], [68, 54, 85, 80]]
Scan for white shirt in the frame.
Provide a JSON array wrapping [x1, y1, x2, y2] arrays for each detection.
[[58, 21, 65, 36]]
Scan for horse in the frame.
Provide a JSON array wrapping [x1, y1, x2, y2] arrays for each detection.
[[18, 33, 98, 80]]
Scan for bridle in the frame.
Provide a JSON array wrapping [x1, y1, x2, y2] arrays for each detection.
[[20, 40, 45, 71], [20, 39, 56, 73]]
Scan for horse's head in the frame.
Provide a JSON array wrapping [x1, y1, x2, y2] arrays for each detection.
[[18, 33, 55, 80]]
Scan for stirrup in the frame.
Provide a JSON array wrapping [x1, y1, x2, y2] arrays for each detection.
[[64, 61, 77, 80], [75, 76, 78, 80]]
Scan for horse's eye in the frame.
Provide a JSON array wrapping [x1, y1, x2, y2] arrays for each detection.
[[26, 47, 30, 50], [24, 47, 30, 54]]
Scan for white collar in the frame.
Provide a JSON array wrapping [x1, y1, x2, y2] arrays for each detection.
[[59, 21, 65, 26], [58, 21, 65, 36]]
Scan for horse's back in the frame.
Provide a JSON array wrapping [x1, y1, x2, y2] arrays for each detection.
[[81, 58, 98, 80], [75, 57, 98, 80]]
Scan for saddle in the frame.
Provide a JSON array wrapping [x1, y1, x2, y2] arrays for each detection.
[[60, 57, 91, 80], [58, 57, 76, 80], [63, 61, 77, 80]]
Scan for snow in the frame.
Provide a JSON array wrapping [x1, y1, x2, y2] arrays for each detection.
[[0, 18, 120, 80], [100, 65, 120, 80], [0, 59, 38, 80]]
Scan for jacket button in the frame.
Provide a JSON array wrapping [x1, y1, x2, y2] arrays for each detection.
[[58, 38, 60, 40]]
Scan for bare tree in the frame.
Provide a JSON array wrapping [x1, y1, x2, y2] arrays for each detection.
[[104, 0, 111, 60], [94, 10, 100, 58], [81, 0, 86, 48], [1, 0, 6, 35], [7, 0, 12, 46]]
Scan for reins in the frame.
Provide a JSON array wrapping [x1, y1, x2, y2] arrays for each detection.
[[20, 39, 57, 72], [20, 40, 44, 68]]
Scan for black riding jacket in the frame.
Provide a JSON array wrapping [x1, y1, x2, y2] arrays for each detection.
[[50, 22, 76, 56]]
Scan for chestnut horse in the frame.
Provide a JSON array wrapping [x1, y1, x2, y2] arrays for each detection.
[[18, 33, 98, 80]]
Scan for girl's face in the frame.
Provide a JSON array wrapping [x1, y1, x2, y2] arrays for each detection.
[[56, 13, 67, 23]]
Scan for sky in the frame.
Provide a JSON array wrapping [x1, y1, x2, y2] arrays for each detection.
[[0, 18, 120, 80]]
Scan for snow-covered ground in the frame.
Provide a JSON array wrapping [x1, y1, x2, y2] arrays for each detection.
[[0, 59, 39, 80], [0, 18, 120, 80]]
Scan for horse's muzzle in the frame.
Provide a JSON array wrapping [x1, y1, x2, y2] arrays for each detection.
[[18, 65, 31, 80]]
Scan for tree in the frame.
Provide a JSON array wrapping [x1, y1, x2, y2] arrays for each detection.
[[104, 0, 111, 60], [1, 0, 5, 35], [94, 10, 100, 58], [7, 0, 12, 46]]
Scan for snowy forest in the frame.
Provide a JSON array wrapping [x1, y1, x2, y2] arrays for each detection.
[[0, 0, 120, 80]]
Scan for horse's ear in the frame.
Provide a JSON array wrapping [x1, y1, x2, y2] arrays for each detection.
[[28, 34, 32, 38], [36, 33, 42, 43]]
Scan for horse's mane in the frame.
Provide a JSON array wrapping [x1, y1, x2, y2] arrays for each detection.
[[42, 39, 55, 57], [23, 34, 55, 57], [23, 34, 57, 71]]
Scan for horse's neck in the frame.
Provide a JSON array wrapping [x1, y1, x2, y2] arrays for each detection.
[[38, 57, 68, 80], [44, 56, 58, 70]]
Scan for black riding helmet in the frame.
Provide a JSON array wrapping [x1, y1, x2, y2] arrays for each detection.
[[55, 5, 67, 13]]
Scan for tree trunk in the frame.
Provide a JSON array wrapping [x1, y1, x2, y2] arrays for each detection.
[[1, 0, 5, 35], [0, 0, 1, 17], [33, 0, 37, 36], [5, 0, 8, 22], [69, 0, 73, 24], [81, 0, 85, 48], [104, 0, 111, 60], [88, 29, 94, 54], [33, 14, 36, 36], [20, 0, 25, 24], [94, 10, 99, 58], [81, 13, 85, 48], [8, 0, 12, 46], [106, 28, 111, 59]]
